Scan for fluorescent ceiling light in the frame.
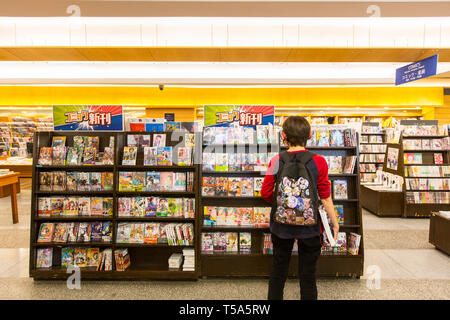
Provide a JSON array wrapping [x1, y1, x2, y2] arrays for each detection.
[[0, 61, 449, 86]]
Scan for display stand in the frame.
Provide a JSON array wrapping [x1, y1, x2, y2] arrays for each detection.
[[360, 184, 404, 217], [398, 120, 450, 218], [359, 122, 386, 184], [429, 213, 450, 255], [30, 131, 200, 280], [199, 130, 364, 278]]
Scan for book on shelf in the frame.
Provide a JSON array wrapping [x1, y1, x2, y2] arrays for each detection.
[[122, 146, 137, 165], [239, 232, 252, 253], [51, 136, 66, 148], [348, 233, 361, 255], [262, 233, 273, 254], [36, 248, 53, 268], [333, 180, 348, 200], [152, 133, 166, 147], [116, 222, 194, 245]]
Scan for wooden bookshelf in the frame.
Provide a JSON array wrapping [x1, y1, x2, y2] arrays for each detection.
[[30, 131, 200, 280], [199, 131, 364, 278], [359, 122, 386, 184]]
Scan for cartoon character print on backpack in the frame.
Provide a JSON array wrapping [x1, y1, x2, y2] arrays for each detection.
[[275, 176, 317, 226]]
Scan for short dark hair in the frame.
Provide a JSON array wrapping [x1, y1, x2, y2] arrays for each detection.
[[282, 116, 311, 147], [327, 116, 335, 124]]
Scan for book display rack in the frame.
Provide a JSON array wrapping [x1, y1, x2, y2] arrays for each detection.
[[30, 131, 200, 280], [199, 125, 364, 278], [429, 212, 450, 255], [359, 122, 386, 184], [395, 120, 450, 217]]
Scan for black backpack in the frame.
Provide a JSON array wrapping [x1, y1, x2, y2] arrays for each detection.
[[271, 151, 319, 226]]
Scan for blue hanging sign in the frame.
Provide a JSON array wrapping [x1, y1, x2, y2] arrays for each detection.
[[395, 54, 438, 86]]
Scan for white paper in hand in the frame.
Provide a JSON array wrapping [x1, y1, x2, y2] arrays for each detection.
[[319, 206, 336, 247]]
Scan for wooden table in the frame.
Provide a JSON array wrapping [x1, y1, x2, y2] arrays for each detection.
[[0, 172, 20, 224]]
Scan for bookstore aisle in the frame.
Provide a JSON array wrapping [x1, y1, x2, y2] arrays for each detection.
[[0, 179, 448, 299]]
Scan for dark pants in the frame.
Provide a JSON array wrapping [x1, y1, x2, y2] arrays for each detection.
[[268, 233, 322, 300]]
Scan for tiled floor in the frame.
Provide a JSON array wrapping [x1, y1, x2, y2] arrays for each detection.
[[0, 179, 449, 299]]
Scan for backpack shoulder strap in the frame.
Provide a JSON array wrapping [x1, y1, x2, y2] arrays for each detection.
[[297, 150, 315, 165]]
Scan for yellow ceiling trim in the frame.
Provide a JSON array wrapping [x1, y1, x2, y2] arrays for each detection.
[[0, 86, 443, 107]]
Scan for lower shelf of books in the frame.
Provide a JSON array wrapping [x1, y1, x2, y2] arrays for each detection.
[[199, 254, 363, 278], [404, 203, 450, 218]]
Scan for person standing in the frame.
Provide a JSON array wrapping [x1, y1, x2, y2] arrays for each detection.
[[261, 116, 339, 300]]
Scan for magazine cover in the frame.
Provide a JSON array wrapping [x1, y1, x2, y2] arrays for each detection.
[[202, 127, 214, 145], [82, 147, 97, 165], [177, 147, 192, 166], [118, 197, 131, 216], [67, 223, 78, 242], [102, 221, 112, 242], [73, 136, 85, 150], [215, 153, 228, 172], [116, 223, 131, 243], [37, 223, 55, 243], [227, 177, 242, 197], [102, 147, 114, 165], [90, 172, 103, 191], [256, 125, 268, 144], [66, 172, 77, 191], [66, 147, 81, 165], [160, 172, 174, 191], [127, 134, 151, 147], [152, 133, 166, 147], [118, 172, 133, 191], [77, 222, 92, 242], [51, 136, 66, 148], [343, 156, 356, 174], [239, 232, 252, 253], [202, 177, 216, 196], [38, 147, 53, 166], [253, 177, 264, 197], [77, 172, 90, 191], [215, 177, 228, 197], [185, 133, 195, 147], [348, 232, 361, 255], [61, 248, 74, 268], [173, 172, 187, 191], [52, 147, 66, 165], [39, 172, 53, 191], [144, 171, 159, 192], [226, 232, 238, 253], [77, 197, 91, 216], [90, 222, 103, 242], [74, 248, 87, 268], [240, 177, 254, 197], [52, 171, 66, 191], [242, 153, 256, 171], [213, 232, 226, 253], [132, 172, 146, 191], [329, 156, 343, 174], [143, 147, 158, 166], [243, 127, 255, 144], [102, 172, 114, 191], [228, 153, 241, 172], [201, 233, 214, 253], [434, 153, 444, 164], [226, 207, 239, 226], [203, 206, 216, 226], [38, 198, 52, 216], [36, 248, 53, 268], [130, 197, 145, 217], [164, 121, 181, 132], [202, 153, 216, 171], [333, 180, 348, 200], [157, 147, 172, 166], [167, 198, 177, 217], [122, 146, 137, 165], [156, 198, 168, 217], [145, 197, 158, 217], [52, 223, 69, 243], [63, 197, 78, 216], [386, 147, 399, 170], [102, 197, 114, 216], [86, 248, 100, 267], [239, 207, 253, 226], [144, 223, 159, 244], [316, 128, 330, 147], [90, 197, 103, 216], [130, 223, 145, 243], [334, 204, 345, 225], [216, 207, 227, 225], [329, 130, 344, 147], [51, 197, 64, 216]]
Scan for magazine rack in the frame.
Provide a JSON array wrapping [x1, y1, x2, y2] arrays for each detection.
[[394, 120, 450, 218], [30, 131, 201, 280], [199, 127, 364, 278], [359, 122, 386, 184]]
